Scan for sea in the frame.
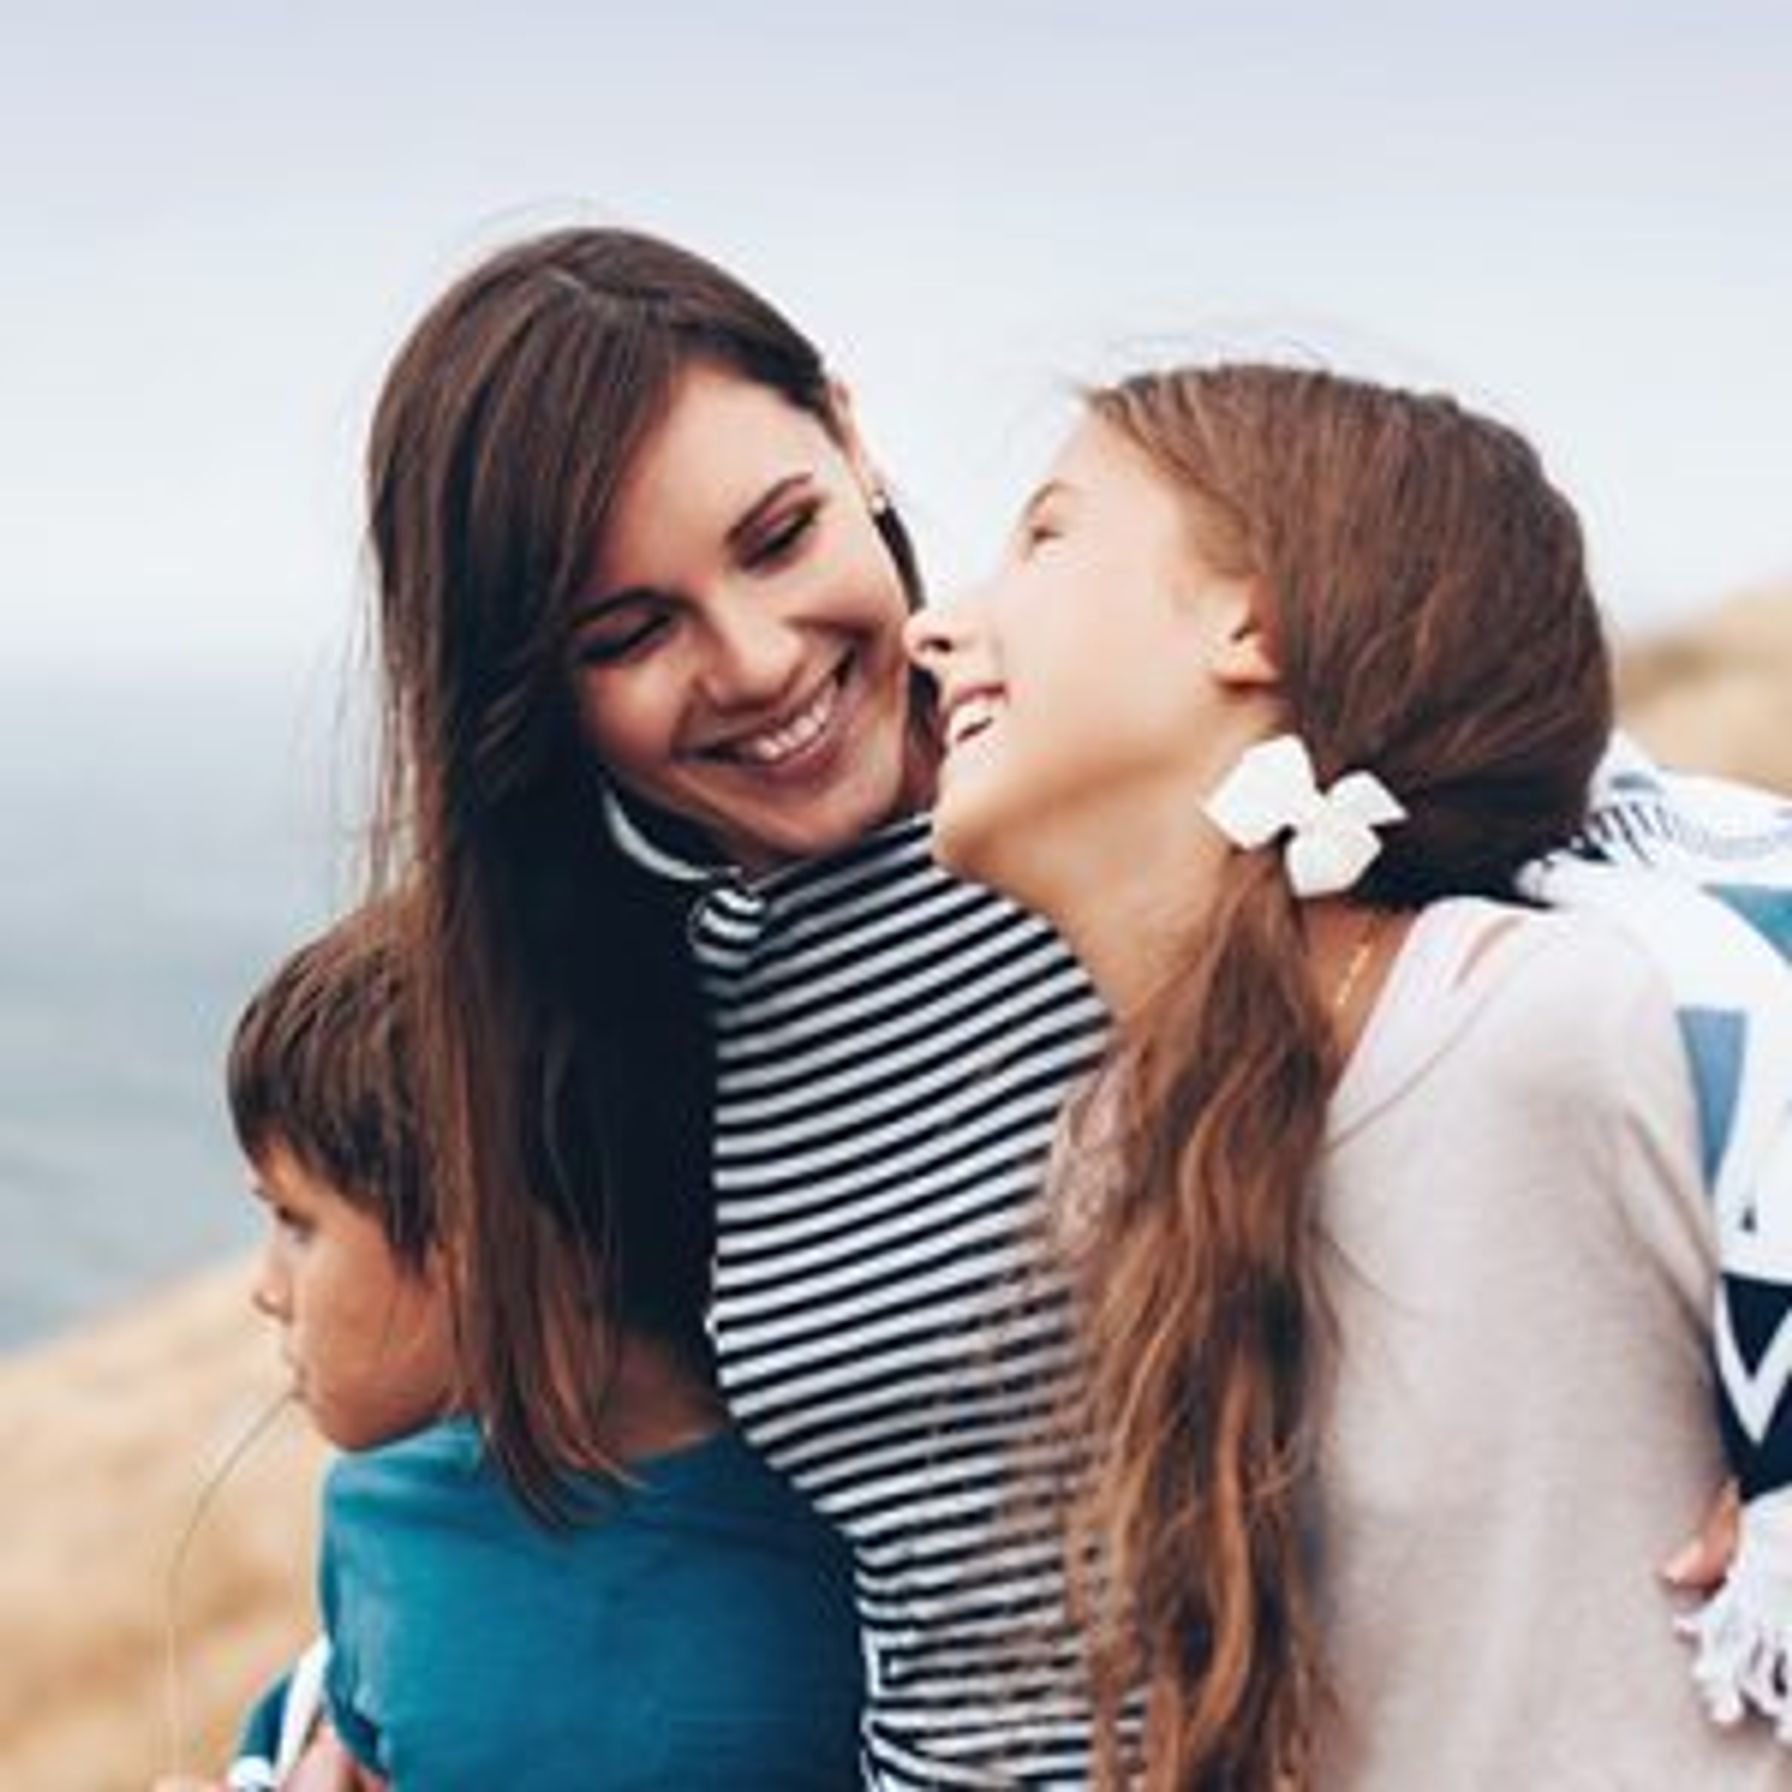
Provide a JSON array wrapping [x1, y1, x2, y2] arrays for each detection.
[[0, 660, 366, 1350]]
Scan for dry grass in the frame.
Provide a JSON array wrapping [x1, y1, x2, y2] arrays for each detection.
[[0, 1261, 325, 1791], [1618, 583, 1792, 794]]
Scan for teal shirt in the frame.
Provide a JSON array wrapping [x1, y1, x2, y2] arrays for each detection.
[[321, 1421, 863, 1788]]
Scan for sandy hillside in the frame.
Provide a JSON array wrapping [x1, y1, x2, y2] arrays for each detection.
[[0, 1261, 325, 1792], [0, 580, 1786, 1788], [1618, 583, 1792, 792]]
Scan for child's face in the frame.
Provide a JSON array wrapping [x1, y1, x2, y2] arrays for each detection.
[[248, 1142, 457, 1452], [905, 413, 1273, 905]]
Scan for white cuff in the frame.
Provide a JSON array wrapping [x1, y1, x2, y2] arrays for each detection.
[[1676, 1487, 1792, 1742]]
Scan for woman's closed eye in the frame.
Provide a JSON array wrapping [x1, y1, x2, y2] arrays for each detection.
[[742, 500, 821, 572], [573, 602, 671, 667]]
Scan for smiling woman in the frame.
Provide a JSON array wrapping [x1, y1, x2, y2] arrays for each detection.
[[569, 363, 922, 872], [359, 226, 1113, 1784]]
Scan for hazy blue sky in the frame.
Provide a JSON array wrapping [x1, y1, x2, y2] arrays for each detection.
[[4, 0, 1789, 669]]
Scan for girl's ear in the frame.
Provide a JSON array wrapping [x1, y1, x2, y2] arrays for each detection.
[[826, 378, 887, 509], [1208, 577, 1282, 690]]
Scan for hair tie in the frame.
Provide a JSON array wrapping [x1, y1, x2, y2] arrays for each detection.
[[1204, 734, 1407, 899]]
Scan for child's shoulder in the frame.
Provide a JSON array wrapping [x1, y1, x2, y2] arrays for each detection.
[[1411, 897, 1671, 1050], [622, 1428, 851, 1559], [323, 1422, 843, 1559], [1343, 898, 1679, 1133], [323, 1416, 488, 1529], [1420, 901, 1699, 1169]]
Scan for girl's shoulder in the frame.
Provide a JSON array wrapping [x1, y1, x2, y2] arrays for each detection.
[[1334, 898, 1682, 1136]]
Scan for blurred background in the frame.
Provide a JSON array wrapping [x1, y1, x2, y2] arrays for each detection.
[[2, 2, 1788, 1784]]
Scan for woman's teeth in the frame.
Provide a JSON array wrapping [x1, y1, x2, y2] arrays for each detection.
[[733, 671, 841, 766]]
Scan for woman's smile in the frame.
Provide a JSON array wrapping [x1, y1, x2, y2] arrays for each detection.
[[696, 652, 854, 776]]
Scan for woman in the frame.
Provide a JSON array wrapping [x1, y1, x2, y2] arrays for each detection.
[[365, 225, 1107, 1785], [905, 364, 1791, 1786]]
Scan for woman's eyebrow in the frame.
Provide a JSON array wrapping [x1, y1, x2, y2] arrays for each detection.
[[574, 472, 820, 622], [725, 471, 817, 551]]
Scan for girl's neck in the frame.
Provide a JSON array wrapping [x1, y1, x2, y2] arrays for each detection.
[[1035, 782, 1232, 1019], [1049, 821, 1414, 1050]]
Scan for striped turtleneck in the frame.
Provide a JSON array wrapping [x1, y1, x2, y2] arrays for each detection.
[[690, 813, 1108, 1788]]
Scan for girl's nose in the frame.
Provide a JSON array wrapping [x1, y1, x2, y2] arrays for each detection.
[[903, 602, 964, 673]]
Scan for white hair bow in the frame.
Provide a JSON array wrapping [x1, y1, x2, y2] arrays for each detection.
[[1203, 734, 1407, 899]]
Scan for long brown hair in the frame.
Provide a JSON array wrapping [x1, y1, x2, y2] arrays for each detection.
[[364, 226, 921, 1517], [1061, 366, 1612, 1786]]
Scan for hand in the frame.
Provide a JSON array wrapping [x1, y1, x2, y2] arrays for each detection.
[[284, 1724, 386, 1792], [149, 1779, 225, 1791], [1661, 1480, 1741, 1592]]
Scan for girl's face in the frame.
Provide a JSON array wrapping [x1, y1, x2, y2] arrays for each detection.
[[249, 1144, 457, 1452], [570, 364, 921, 873], [906, 415, 1274, 906]]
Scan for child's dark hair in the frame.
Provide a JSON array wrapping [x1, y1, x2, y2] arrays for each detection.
[[228, 902, 430, 1271]]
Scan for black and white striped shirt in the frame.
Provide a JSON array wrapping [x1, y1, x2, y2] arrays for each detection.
[[691, 814, 1108, 1788]]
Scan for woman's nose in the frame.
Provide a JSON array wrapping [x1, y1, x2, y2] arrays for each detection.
[[700, 601, 806, 708]]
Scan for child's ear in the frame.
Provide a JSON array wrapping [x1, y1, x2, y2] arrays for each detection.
[[1209, 578, 1281, 690]]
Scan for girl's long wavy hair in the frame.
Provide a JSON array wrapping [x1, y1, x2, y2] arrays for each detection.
[[1061, 366, 1612, 1787], [365, 226, 921, 1518]]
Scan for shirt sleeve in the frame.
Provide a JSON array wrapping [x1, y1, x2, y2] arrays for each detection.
[[319, 1487, 385, 1776]]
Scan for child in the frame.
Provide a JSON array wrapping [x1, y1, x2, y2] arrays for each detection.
[[907, 364, 1791, 1787], [167, 905, 863, 1788]]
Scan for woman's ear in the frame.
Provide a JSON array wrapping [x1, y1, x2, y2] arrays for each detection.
[[826, 377, 887, 509]]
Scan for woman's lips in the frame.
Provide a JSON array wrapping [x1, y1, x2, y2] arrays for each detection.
[[727, 663, 844, 766], [701, 658, 861, 787]]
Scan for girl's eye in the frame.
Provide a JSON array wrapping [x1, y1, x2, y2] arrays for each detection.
[[1018, 519, 1062, 558], [745, 504, 820, 570]]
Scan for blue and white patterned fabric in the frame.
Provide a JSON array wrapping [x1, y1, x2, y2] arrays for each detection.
[[1529, 736, 1792, 1737]]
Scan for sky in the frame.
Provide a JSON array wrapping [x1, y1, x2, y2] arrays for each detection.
[[2, 0, 1789, 673]]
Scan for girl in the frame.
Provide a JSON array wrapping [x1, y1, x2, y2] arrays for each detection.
[[905, 364, 1792, 1786]]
